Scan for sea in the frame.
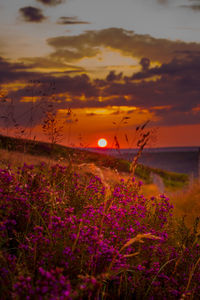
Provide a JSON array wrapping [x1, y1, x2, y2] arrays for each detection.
[[84, 147, 200, 178]]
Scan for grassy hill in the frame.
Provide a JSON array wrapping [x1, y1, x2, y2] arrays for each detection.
[[0, 134, 188, 190]]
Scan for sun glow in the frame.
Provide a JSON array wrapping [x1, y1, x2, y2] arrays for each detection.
[[97, 138, 108, 148]]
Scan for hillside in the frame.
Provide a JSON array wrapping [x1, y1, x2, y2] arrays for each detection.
[[0, 134, 188, 190]]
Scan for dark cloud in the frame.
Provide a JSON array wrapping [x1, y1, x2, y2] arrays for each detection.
[[181, 5, 200, 11], [180, 0, 200, 11], [106, 71, 123, 82], [0, 100, 45, 128], [174, 50, 200, 56], [129, 54, 200, 83], [149, 107, 200, 127], [7, 73, 98, 101], [36, 0, 66, 6], [140, 57, 150, 72], [57, 17, 90, 25], [0, 56, 41, 83], [101, 54, 200, 126], [0, 73, 99, 128], [19, 6, 46, 23], [47, 28, 200, 63], [0, 56, 85, 85]]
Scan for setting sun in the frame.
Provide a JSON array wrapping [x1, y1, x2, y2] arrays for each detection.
[[97, 138, 108, 148]]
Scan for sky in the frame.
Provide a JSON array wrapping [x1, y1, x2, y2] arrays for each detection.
[[0, 0, 200, 148]]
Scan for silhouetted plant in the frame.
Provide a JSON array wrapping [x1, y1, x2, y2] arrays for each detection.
[[42, 111, 64, 150], [130, 120, 156, 176], [112, 115, 131, 153], [65, 108, 79, 146]]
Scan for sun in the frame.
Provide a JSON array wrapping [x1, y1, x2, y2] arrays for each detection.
[[97, 138, 108, 148]]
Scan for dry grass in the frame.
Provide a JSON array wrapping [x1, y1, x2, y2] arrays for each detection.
[[170, 181, 200, 226], [141, 183, 160, 197], [0, 148, 59, 168], [0, 148, 162, 202], [0, 149, 127, 187]]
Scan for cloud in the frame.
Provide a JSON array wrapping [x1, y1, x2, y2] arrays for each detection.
[[106, 71, 123, 82], [36, 0, 66, 6], [47, 28, 200, 64], [180, 5, 200, 11], [121, 51, 200, 83], [0, 73, 99, 127], [2, 50, 200, 128], [0, 55, 85, 84], [0, 56, 42, 83], [7, 73, 98, 100], [156, 0, 169, 5], [19, 6, 46, 23], [57, 16, 90, 25], [180, 0, 200, 11], [22, 56, 85, 72], [0, 56, 94, 98], [1, 68, 200, 128], [139, 57, 150, 72], [101, 54, 200, 126], [1, 27, 200, 128]]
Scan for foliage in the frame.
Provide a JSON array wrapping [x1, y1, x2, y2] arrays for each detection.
[[134, 164, 152, 184], [135, 164, 189, 189], [154, 168, 189, 189], [0, 162, 199, 299]]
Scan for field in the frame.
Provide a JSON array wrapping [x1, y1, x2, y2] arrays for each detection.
[[0, 135, 200, 299]]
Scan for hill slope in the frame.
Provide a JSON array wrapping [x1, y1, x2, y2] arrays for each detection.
[[0, 134, 188, 189]]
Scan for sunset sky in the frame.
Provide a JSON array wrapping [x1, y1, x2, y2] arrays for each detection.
[[0, 0, 200, 148]]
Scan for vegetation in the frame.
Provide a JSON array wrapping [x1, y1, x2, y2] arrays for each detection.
[[0, 132, 199, 299], [0, 134, 189, 190], [42, 111, 64, 149], [135, 164, 189, 189], [0, 161, 200, 299], [171, 182, 200, 227]]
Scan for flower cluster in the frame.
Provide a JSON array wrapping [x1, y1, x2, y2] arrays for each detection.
[[0, 163, 200, 299]]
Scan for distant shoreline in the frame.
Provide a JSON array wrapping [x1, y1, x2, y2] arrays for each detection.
[[84, 147, 200, 177], [84, 146, 200, 153]]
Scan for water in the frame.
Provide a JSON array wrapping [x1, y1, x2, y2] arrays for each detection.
[[84, 147, 200, 177]]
